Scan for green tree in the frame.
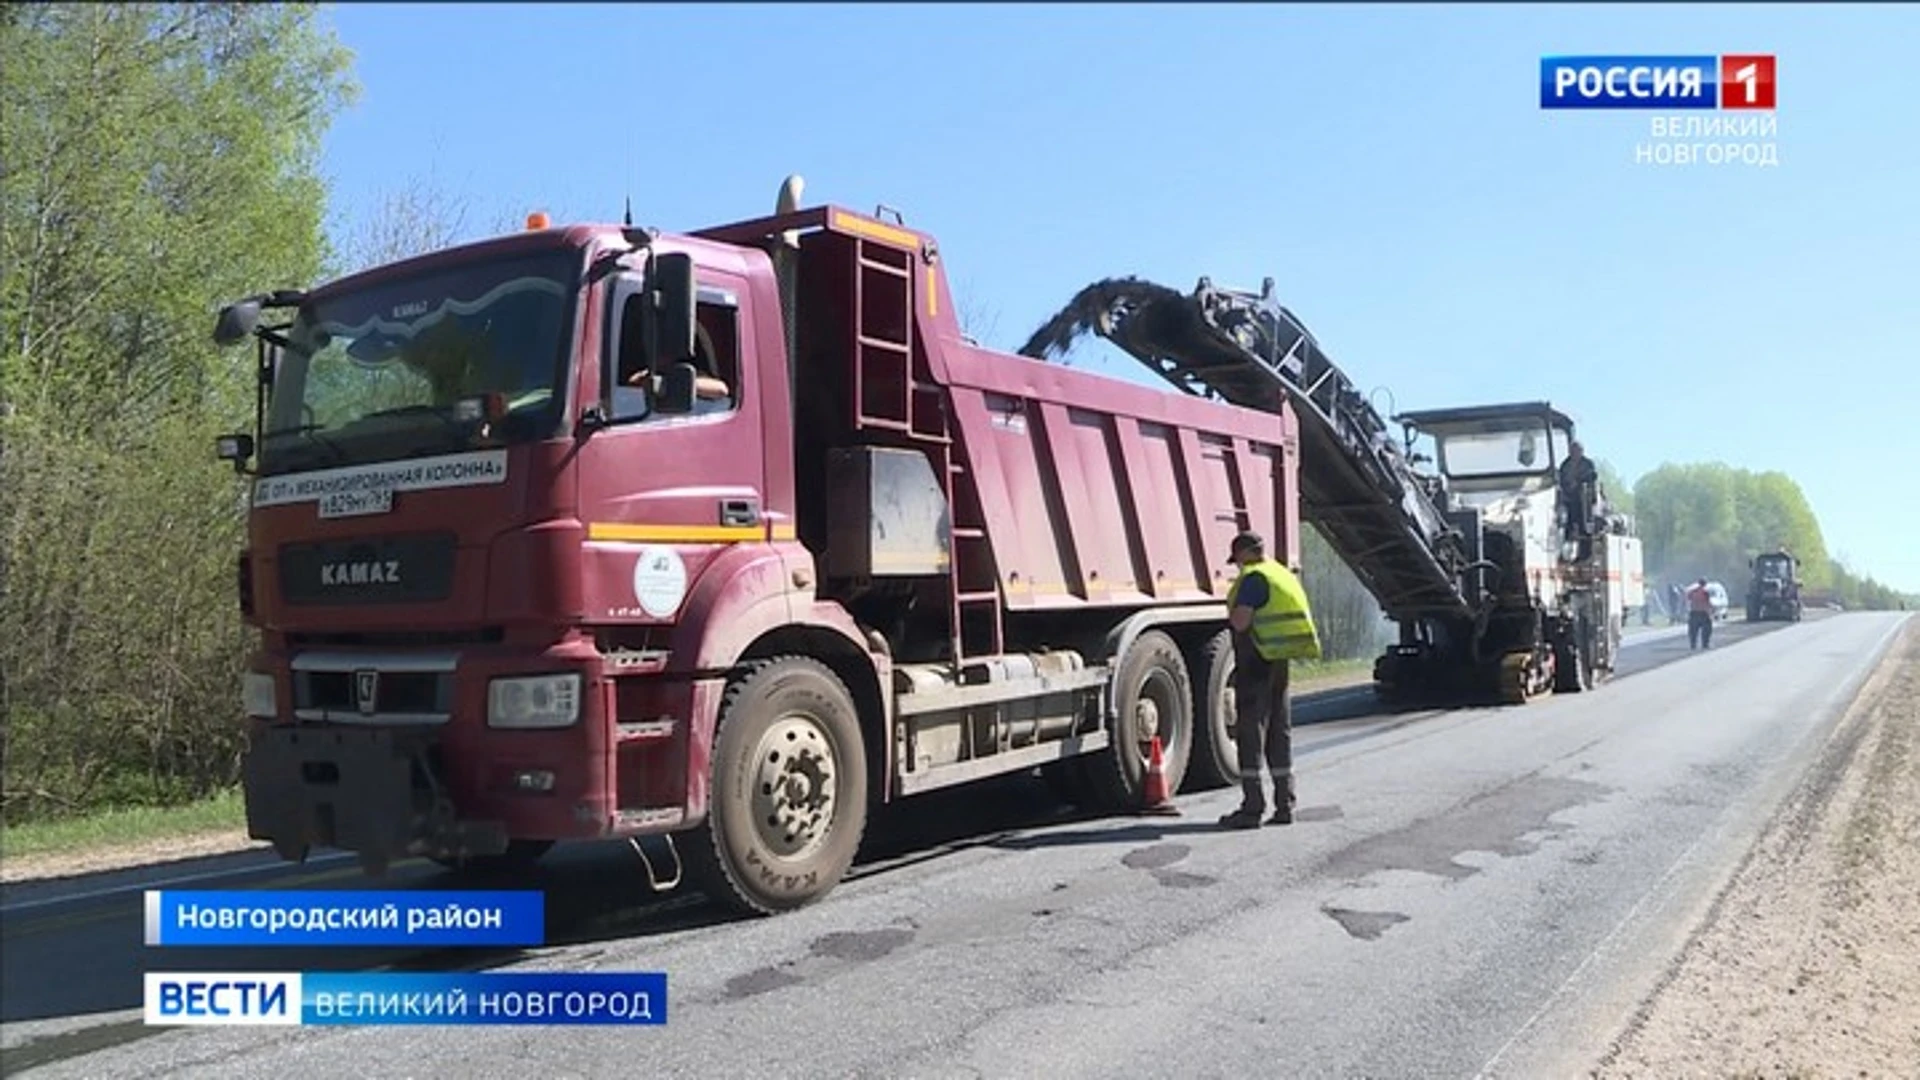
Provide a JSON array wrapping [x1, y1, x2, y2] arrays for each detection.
[[1595, 459, 1634, 516], [1301, 526, 1390, 661], [1627, 460, 1909, 611], [0, 3, 355, 822]]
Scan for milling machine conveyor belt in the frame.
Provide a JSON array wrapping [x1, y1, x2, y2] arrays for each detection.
[[1019, 276, 1474, 622]]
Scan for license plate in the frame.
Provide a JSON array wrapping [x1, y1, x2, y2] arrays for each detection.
[[318, 488, 394, 519]]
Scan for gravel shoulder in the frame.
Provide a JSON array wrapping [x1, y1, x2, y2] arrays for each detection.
[[1592, 619, 1920, 1078]]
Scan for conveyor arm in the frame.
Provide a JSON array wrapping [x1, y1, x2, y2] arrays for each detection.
[[1020, 276, 1475, 622]]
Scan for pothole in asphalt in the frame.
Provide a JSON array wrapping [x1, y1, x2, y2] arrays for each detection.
[[1120, 842, 1190, 870], [1323, 906, 1411, 940], [1152, 869, 1218, 889], [722, 966, 804, 1000], [808, 926, 914, 962], [1319, 774, 1612, 883]]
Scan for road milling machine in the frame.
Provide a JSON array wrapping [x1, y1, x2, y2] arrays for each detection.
[[1021, 277, 1645, 705]]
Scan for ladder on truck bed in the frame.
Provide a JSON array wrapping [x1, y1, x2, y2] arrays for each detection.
[[1025, 277, 1475, 623]]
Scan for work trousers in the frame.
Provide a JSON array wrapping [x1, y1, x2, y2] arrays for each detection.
[[1688, 610, 1714, 650], [1233, 658, 1294, 814]]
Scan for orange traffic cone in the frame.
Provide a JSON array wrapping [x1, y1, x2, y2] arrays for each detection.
[[1138, 735, 1181, 817]]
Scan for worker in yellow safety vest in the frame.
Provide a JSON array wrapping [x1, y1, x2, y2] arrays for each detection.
[[1218, 530, 1322, 830]]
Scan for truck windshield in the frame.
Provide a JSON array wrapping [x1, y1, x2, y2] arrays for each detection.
[[260, 251, 578, 475], [1436, 423, 1554, 479]]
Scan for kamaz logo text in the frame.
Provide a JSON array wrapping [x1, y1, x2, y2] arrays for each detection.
[[320, 560, 401, 586]]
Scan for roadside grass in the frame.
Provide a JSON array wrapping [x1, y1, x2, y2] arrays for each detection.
[[1294, 656, 1372, 684], [0, 787, 246, 860]]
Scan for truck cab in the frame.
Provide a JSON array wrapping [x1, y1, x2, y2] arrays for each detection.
[[214, 220, 863, 886], [1387, 402, 1643, 699]]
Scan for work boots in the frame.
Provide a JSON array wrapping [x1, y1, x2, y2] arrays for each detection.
[[1218, 776, 1295, 829], [1270, 771, 1295, 826]]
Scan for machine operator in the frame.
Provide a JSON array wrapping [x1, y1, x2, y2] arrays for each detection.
[[1217, 531, 1322, 830], [1558, 439, 1600, 542]]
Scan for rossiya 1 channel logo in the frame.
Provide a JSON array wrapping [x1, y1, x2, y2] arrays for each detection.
[[1539, 54, 1778, 168]]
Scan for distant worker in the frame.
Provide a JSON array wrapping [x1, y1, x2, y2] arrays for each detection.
[[1686, 577, 1715, 650], [1667, 582, 1685, 625], [1218, 531, 1322, 830], [1557, 439, 1600, 542]]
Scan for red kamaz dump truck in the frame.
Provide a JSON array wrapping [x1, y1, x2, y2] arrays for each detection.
[[212, 177, 1302, 914]]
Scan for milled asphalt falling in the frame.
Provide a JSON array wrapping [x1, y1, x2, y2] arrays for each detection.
[[1, 611, 1906, 1079]]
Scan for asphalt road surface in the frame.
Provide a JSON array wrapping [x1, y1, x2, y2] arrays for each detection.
[[2, 609, 1903, 1078]]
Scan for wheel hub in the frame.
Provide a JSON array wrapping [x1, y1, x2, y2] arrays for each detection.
[[751, 714, 837, 860], [1133, 696, 1162, 740]]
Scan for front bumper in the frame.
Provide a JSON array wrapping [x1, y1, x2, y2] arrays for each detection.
[[241, 639, 714, 872], [244, 724, 509, 871]]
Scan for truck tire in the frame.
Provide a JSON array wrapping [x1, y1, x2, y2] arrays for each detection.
[[685, 656, 869, 916], [1187, 629, 1239, 790], [1081, 630, 1194, 813]]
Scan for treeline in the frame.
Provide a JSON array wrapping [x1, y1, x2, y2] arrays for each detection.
[[1, 4, 354, 824], [1629, 462, 1912, 611]]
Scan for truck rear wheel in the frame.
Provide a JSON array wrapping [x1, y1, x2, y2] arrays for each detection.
[[1081, 630, 1193, 813], [1187, 629, 1239, 790], [685, 656, 869, 916]]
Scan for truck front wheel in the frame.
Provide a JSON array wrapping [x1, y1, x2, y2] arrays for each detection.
[[686, 656, 869, 916]]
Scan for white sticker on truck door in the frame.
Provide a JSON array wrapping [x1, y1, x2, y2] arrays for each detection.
[[631, 546, 689, 619]]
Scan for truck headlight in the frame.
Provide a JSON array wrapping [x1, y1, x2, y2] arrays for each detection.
[[243, 672, 277, 719], [487, 673, 582, 729]]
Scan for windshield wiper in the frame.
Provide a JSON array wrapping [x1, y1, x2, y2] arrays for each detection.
[[353, 404, 478, 438], [262, 423, 348, 466]]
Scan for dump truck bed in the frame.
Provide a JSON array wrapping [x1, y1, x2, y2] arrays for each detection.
[[937, 346, 1302, 610], [700, 206, 1303, 654]]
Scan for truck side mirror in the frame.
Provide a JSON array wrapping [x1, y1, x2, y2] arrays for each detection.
[[656, 363, 698, 415], [643, 252, 697, 366], [215, 432, 255, 474], [214, 299, 262, 346]]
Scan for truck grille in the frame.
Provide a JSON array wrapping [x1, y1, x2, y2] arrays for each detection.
[[295, 670, 450, 717], [289, 650, 459, 724]]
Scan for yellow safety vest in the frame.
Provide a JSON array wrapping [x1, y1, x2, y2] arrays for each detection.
[[1232, 559, 1322, 662]]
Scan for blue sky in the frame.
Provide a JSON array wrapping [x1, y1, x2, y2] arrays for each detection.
[[316, 3, 1920, 592]]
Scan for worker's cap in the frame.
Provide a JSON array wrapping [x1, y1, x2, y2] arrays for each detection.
[[1228, 530, 1265, 562]]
